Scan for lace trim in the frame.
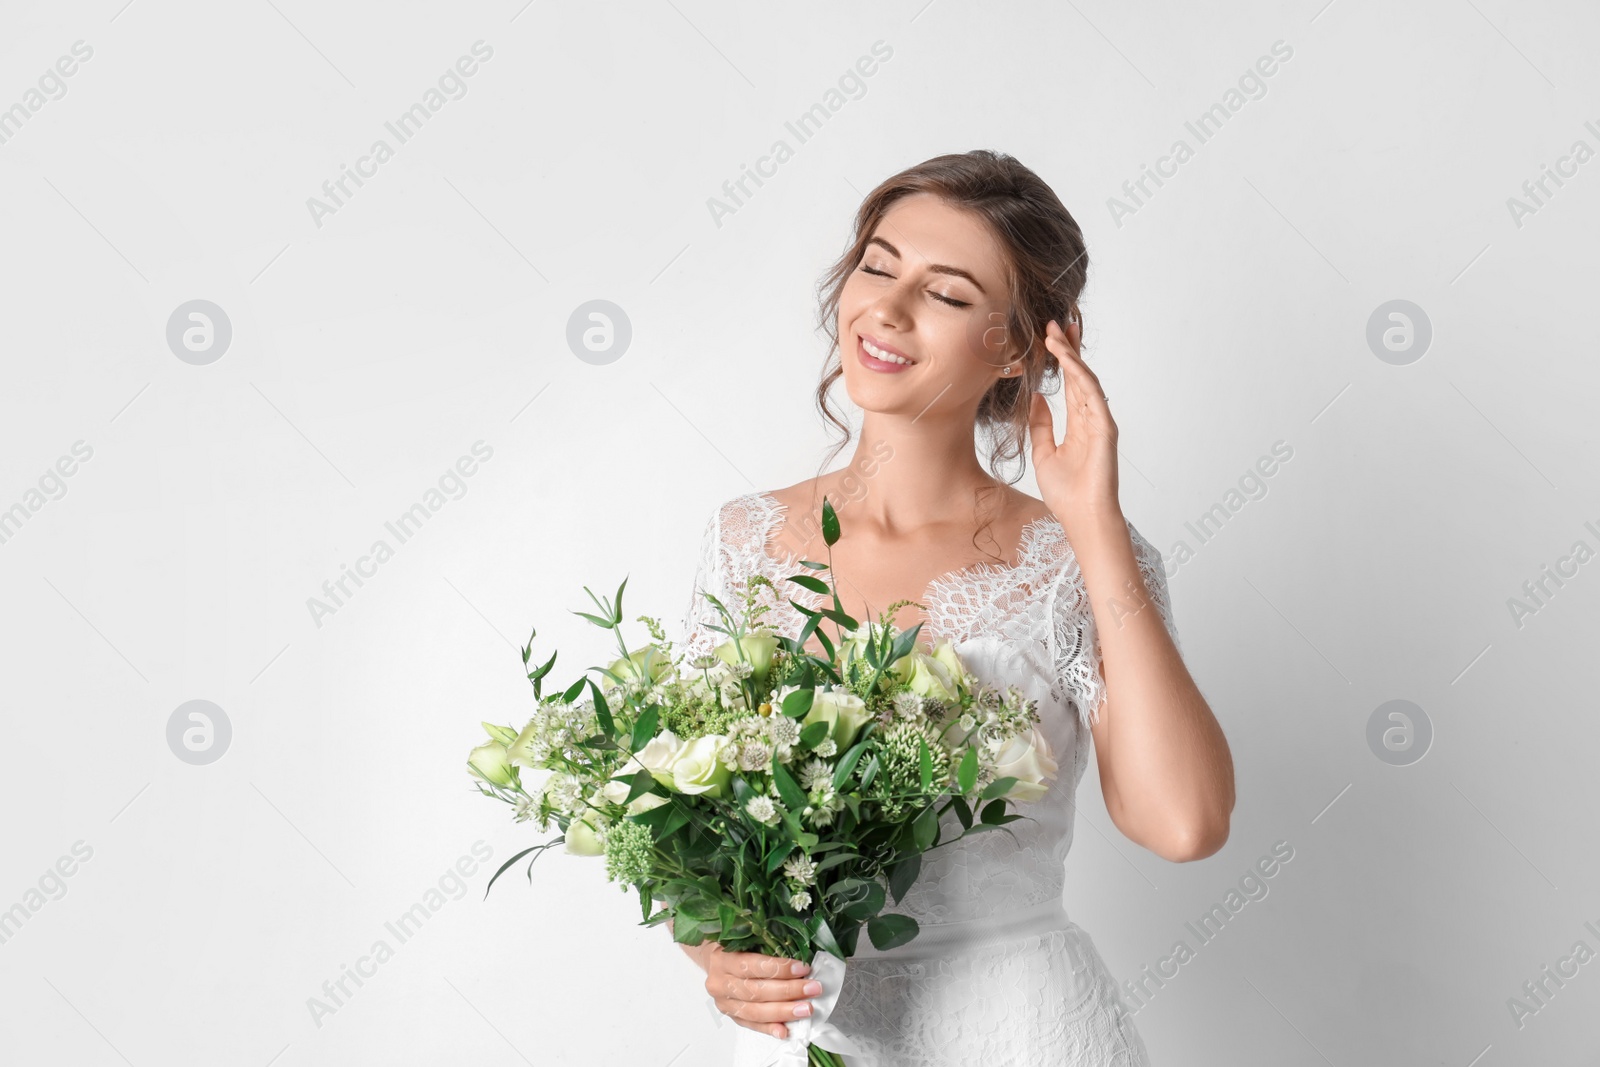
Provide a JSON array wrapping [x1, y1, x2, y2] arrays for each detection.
[[682, 490, 1181, 731]]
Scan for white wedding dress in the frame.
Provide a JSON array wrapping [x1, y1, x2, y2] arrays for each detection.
[[680, 491, 1182, 1067]]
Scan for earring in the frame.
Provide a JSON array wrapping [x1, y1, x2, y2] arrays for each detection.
[[1002, 364, 1013, 376]]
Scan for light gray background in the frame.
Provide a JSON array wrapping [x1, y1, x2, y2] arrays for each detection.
[[2, 1, 1597, 1064]]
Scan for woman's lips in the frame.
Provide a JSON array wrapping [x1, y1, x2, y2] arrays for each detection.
[[856, 336, 917, 373]]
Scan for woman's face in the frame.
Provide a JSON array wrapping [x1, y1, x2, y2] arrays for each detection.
[[836, 192, 1019, 420]]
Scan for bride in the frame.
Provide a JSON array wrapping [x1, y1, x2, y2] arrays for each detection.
[[676, 149, 1235, 1066]]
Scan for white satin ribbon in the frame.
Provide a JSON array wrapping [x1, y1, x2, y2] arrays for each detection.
[[708, 950, 869, 1066], [767, 951, 868, 1066]]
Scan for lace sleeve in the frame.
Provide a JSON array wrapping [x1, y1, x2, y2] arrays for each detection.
[[679, 506, 725, 664], [1050, 519, 1180, 731]]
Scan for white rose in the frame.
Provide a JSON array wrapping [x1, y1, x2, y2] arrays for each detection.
[[989, 724, 1059, 803], [803, 689, 873, 748], [904, 652, 960, 702], [668, 734, 733, 798], [636, 730, 686, 788], [564, 811, 606, 856], [600, 771, 669, 816]]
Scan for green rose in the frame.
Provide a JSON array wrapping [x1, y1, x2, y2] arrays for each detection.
[[564, 811, 606, 856], [929, 640, 971, 696], [804, 689, 874, 749], [905, 652, 960, 702], [715, 629, 780, 680], [667, 734, 733, 798], [839, 625, 914, 683], [605, 644, 672, 689], [466, 741, 515, 787]]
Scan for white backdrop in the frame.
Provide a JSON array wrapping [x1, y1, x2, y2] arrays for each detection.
[[2, 1, 1597, 1064]]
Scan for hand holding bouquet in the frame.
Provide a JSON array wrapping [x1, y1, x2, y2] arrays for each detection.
[[467, 500, 1059, 1065]]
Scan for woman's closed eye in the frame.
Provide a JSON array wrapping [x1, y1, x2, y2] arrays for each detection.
[[858, 264, 972, 308]]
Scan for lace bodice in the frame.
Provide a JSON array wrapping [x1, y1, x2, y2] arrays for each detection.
[[680, 491, 1181, 1066]]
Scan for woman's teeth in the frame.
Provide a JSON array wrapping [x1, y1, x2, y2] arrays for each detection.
[[863, 339, 914, 365]]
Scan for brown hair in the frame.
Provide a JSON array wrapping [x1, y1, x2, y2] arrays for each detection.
[[807, 150, 1090, 558]]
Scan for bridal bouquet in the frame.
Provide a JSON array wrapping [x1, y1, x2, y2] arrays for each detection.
[[466, 501, 1058, 1066]]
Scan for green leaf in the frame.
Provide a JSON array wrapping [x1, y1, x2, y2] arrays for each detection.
[[587, 678, 616, 738], [832, 739, 869, 790], [483, 843, 544, 899], [799, 720, 830, 748], [956, 747, 978, 794], [980, 776, 1019, 801], [661, 802, 691, 836], [953, 795, 973, 830], [782, 688, 815, 718], [561, 676, 587, 702], [813, 915, 844, 959], [766, 846, 794, 876], [840, 880, 885, 921], [980, 798, 1007, 825], [821, 499, 840, 546], [912, 804, 938, 851], [669, 917, 701, 945], [571, 610, 614, 628], [866, 913, 919, 951], [771, 761, 807, 811], [886, 853, 921, 904], [630, 704, 660, 753], [814, 851, 859, 873], [639, 885, 653, 922], [620, 770, 659, 806], [787, 574, 830, 596], [859, 754, 880, 790], [918, 736, 932, 792]]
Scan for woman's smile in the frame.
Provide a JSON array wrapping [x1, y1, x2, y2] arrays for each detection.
[[856, 333, 919, 373]]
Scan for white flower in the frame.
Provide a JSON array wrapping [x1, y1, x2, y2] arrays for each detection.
[[512, 793, 540, 825], [782, 853, 817, 885], [737, 740, 773, 772], [745, 794, 782, 826], [797, 758, 832, 791], [787, 888, 813, 911], [893, 690, 924, 720], [766, 715, 801, 747], [815, 738, 838, 758]]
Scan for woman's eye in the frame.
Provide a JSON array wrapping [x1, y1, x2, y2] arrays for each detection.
[[857, 265, 970, 308]]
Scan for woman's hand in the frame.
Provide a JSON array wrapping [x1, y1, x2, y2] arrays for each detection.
[[702, 942, 825, 1041], [1028, 318, 1123, 538]]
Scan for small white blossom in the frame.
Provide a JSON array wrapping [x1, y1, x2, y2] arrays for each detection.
[[815, 738, 838, 758], [737, 740, 772, 772], [766, 716, 801, 747], [797, 758, 832, 791], [745, 794, 782, 826], [782, 853, 818, 885], [787, 888, 813, 911]]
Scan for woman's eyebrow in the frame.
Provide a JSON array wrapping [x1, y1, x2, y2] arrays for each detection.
[[866, 235, 987, 294]]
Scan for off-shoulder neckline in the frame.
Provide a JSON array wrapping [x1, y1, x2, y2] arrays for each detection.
[[743, 489, 1067, 609]]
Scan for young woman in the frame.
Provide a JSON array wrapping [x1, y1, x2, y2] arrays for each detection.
[[676, 150, 1234, 1066]]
